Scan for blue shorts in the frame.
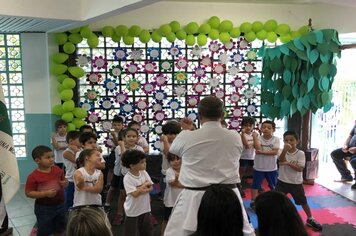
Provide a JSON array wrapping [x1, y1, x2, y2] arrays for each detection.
[[34, 202, 66, 236], [252, 170, 278, 190], [65, 181, 75, 210]]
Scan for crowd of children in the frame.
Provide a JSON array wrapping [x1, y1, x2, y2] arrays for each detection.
[[23, 101, 324, 236]]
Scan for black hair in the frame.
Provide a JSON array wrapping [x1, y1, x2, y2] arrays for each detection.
[[195, 184, 244, 236], [167, 153, 180, 162], [283, 130, 299, 140], [79, 132, 97, 145], [198, 96, 223, 120], [79, 125, 94, 133], [241, 116, 256, 127], [255, 191, 308, 236], [261, 120, 276, 130], [162, 120, 181, 135], [123, 128, 139, 138], [127, 120, 140, 128], [121, 149, 146, 168], [76, 149, 97, 168], [55, 119, 67, 130], [66, 130, 81, 143], [32, 145, 52, 160], [112, 115, 124, 124]]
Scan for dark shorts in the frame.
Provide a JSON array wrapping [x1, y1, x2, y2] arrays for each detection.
[[252, 170, 278, 190], [34, 202, 66, 236], [275, 180, 307, 205], [164, 207, 173, 221], [111, 174, 124, 189], [105, 150, 116, 170], [240, 159, 254, 167], [124, 212, 153, 236]]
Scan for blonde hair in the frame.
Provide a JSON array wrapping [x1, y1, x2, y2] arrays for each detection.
[[67, 207, 112, 236]]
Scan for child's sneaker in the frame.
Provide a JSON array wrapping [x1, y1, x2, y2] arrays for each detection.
[[306, 218, 322, 231], [113, 214, 124, 225]]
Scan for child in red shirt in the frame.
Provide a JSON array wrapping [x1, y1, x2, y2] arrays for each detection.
[[25, 145, 68, 236]]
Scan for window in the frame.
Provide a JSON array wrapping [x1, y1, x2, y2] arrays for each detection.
[[0, 34, 26, 158]]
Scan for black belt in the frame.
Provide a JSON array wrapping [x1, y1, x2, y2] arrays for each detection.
[[185, 183, 237, 191]]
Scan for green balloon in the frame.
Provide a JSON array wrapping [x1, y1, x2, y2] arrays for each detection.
[[244, 31, 256, 42], [176, 29, 187, 40], [266, 31, 278, 43], [52, 104, 64, 116], [252, 21, 264, 32], [57, 74, 69, 83], [115, 25, 129, 37], [230, 27, 241, 38], [69, 28, 80, 33], [219, 32, 230, 43], [80, 26, 92, 38], [73, 118, 86, 129], [169, 21, 181, 33], [68, 67, 85, 78], [198, 23, 211, 35], [67, 122, 76, 131], [197, 34, 208, 46], [57, 83, 65, 93], [60, 89, 74, 101], [151, 30, 162, 43], [208, 16, 220, 29], [139, 30, 151, 43], [87, 34, 99, 48], [291, 31, 301, 39], [123, 35, 134, 45], [63, 42, 76, 54], [219, 20, 233, 32], [166, 32, 176, 43], [159, 24, 172, 36], [63, 78, 76, 89], [264, 19, 278, 32], [68, 33, 83, 44], [276, 24, 290, 36], [102, 26, 115, 37], [240, 22, 252, 33], [50, 64, 68, 76], [73, 107, 87, 118], [185, 34, 196, 46], [256, 30, 267, 40], [280, 34, 292, 43], [52, 53, 69, 64], [298, 25, 309, 35], [208, 29, 219, 40], [185, 22, 199, 35], [129, 25, 141, 37], [53, 33, 68, 45], [63, 100, 75, 112], [111, 33, 121, 43]]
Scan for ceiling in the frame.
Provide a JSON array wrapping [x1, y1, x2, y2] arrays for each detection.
[[0, 0, 355, 33]]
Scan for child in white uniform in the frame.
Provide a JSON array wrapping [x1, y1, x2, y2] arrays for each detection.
[[51, 119, 68, 169], [122, 149, 153, 236]]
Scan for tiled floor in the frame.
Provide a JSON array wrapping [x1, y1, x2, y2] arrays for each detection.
[[4, 161, 356, 236]]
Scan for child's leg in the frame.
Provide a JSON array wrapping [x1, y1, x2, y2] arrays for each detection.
[[251, 170, 264, 201], [265, 170, 278, 190], [65, 181, 75, 211], [139, 212, 153, 236], [105, 186, 115, 206], [124, 216, 138, 236], [53, 203, 66, 236], [161, 207, 173, 236], [117, 189, 126, 215]]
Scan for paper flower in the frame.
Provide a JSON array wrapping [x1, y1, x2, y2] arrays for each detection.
[[143, 61, 157, 73], [248, 75, 261, 87], [190, 45, 202, 57], [130, 49, 143, 60], [168, 44, 182, 57], [232, 77, 245, 89], [80, 100, 94, 111], [230, 52, 244, 64], [174, 72, 187, 83], [223, 40, 236, 51], [136, 99, 148, 110], [76, 54, 90, 67], [102, 121, 112, 131], [142, 82, 156, 94], [160, 61, 173, 71], [92, 56, 108, 69], [168, 99, 182, 111], [154, 110, 167, 122], [237, 38, 250, 50], [229, 118, 240, 130], [214, 88, 225, 99], [86, 111, 101, 123], [229, 92, 241, 103], [154, 74, 167, 86], [147, 48, 160, 60], [125, 62, 140, 74], [208, 41, 221, 53], [152, 124, 163, 135], [114, 91, 128, 104], [140, 123, 150, 133], [209, 77, 220, 88], [109, 65, 122, 78], [242, 62, 256, 74], [175, 57, 189, 69], [99, 97, 114, 110], [246, 49, 258, 60], [227, 65, 239, 76], [126, 78, 141, 91], [246, 103, 258, 114], [85, 89, 99, 101], [113, 48, 128, 61], [103, 137, 115, 149], [200, 55, 212, 67], [132, 113, 145, 123], [231, 107, 243, 117], [187, 96, 199, 107], [152, 137, 162, 151], [153, 90, 167, 101], [151, 102, 163, 112], [103, 78, 118, 92], [243, 89, 256, 99], [86, 72, 102, 85], [120, 102, 135, 114], [193, 82, 206, 94], [193, 66, 206, 79], [213, 63, 225, 74], [219, 52, 230, 64], [187, 110, 198, 121], [174, 86, 186, 97]]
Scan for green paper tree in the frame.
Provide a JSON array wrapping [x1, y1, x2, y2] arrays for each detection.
[[261, 29, 341, 119]]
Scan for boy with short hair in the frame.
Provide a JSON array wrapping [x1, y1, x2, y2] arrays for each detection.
[[128, 120, 149, 153], [78, 132, 105, 170], [51, 119, 68, 169], [25, 145, 68, 236], [276, 131, 322, 231]]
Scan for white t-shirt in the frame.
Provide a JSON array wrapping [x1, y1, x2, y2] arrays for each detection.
[[278, 150, 306, 184], [240, 133, 256, 160], [253, 136, 280, 172], [63, 148, 76, 182], [137, 136, 149, 150], [164, 167, 183, 207], [114, 145, 144, 176], [160, 142, 171, 175], [53, 133, 67, 164], [73, 167, 102, 207], [124, 170, 153, 217]]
